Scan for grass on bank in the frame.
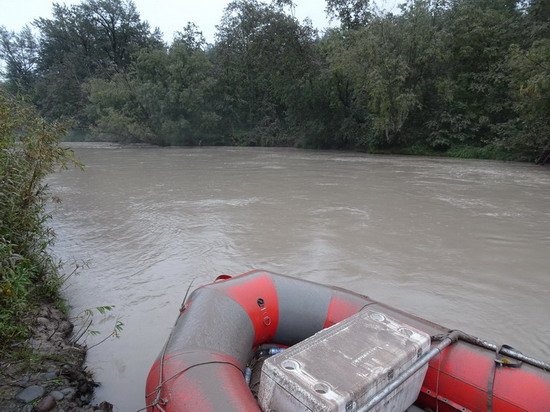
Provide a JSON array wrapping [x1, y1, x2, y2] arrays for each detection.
[[0, 91, 79, 350], [367, 144, 520, 161], [64, 128, 529, 162]]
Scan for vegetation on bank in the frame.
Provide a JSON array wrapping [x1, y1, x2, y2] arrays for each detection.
[[0, 91, 78, 349], [1, 0, 549, 162]]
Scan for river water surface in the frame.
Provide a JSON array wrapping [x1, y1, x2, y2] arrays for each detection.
[[49, 143, 550, 411]]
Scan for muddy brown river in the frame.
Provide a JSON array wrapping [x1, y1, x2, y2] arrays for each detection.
[[49, 143, 550, 411]]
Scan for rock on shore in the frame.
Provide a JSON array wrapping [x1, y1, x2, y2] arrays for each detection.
[[0, 304, 113, 411]]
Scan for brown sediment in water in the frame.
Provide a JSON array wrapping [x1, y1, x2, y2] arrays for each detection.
[[0, 304, 112, 412]]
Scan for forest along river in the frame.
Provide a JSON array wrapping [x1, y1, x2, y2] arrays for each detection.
[[49, 143, 550, 410]]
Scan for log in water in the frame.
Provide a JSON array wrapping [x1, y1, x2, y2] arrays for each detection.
[[49, 143, 550, 410]]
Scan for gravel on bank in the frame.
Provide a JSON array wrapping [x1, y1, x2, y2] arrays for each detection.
[[0, 304, 113, 412]]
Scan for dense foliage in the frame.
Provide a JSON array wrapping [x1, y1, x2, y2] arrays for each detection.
[[1, 0, 549, 160], [0, 91, 77, 346]]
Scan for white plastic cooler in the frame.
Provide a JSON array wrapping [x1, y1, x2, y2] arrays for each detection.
[[258, 308, 431, 412]]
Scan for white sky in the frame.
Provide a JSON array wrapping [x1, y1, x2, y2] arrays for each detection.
[[0, 0, 401, 43]]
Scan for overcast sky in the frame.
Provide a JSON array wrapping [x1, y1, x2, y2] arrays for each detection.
[[0, 0, 401, 43]]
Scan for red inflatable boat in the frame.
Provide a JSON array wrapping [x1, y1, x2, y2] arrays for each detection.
[[146, 270, 550, 411]]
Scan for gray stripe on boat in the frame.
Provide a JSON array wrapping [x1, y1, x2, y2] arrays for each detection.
[[167, 286, 255, 367], [271, 275, 332, 345]]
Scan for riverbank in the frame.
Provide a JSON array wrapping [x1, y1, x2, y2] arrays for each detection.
[[63, 132, 547, 163], [0, 302, 112, 411], [365, 144, 521, 162], [0, 92, 111, 411]]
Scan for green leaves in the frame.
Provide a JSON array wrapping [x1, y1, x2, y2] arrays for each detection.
[[0, 25, 39, 95], [0, 91, 79, 348], [213, 0, 317, 145], [85, 27, 219, 145], [28, 0, 161, 127], [506, 38, 550, 157], [2, 0, 548, 160], [326, 0, 372, 29], [71, 305, 124, 349]]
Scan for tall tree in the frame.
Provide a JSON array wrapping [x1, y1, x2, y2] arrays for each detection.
[[0, 26, 39, 95], [86, 23, 219, 145], [507, 39, 550, 160], [421, 0, 522, 149], [326, 0, 372, 29], [213, 0, 316, 145], [32, 0, 160, 125]]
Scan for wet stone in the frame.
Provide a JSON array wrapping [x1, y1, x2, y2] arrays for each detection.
[[50, 390, 64, 401], [60, 387, 76, 400], [39, 371, 58, 381], [35, 395, 56, 412], [97, 401, 114, 411], [16, 385, 45, 403]]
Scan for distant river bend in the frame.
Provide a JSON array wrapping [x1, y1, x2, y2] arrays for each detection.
[[49, 143, 550, 410]]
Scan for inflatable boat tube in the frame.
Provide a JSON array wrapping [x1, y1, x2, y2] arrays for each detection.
[[146, 270, 550, 411]]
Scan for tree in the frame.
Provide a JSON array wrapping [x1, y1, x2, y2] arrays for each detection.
[[524, 0, 550, 39], [2, 0, 548, 161], [0, 26, 39, 95], [212, 0, 317, 145], [86, 23, 220, 145], [326, 0, 372, 29], [420, 0, 523, 150], [32, 0, 161, 125], [507, 39, 550, 159], [35, 0, 158, 74], [287, 29, 369, 149]]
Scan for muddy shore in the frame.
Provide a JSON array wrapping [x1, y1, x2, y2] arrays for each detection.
[[0, 304, 112, 412]]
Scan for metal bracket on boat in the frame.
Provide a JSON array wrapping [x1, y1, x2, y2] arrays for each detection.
[[495, 344, 522, 368], [459, 334, 550, 372]]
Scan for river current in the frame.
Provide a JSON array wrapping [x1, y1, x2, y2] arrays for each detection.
[[49, 143, 550, 410]]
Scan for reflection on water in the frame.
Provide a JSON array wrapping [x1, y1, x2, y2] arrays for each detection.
[[49, 144, 550, 410]]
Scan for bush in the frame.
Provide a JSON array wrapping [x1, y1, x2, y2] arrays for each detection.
[[445, 144, 516, 161], [0, 91, 78, 347]]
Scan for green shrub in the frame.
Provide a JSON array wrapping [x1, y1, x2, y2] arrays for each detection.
[[445, 145, 516, 161], [0, 91, 78, 347]]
